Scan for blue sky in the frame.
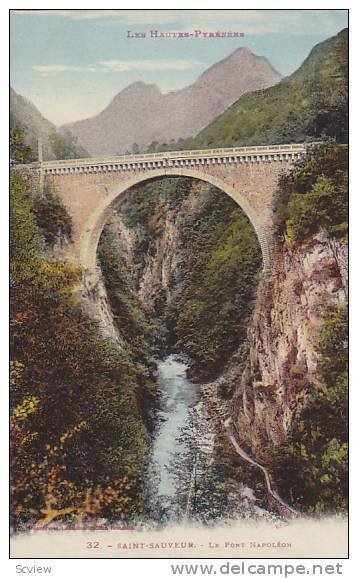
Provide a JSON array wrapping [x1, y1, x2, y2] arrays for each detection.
[[10, 9, 348, 126]]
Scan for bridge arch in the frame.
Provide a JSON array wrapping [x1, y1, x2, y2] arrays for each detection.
[[77, 168, 272, 272]]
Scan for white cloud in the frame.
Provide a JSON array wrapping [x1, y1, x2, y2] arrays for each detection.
[[33, 59, 202, 76], [97, 59, 202, 72], [32, 64, 98, 76], [33, 64, 95, 73]]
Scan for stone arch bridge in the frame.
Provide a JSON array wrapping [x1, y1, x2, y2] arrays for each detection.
[[28, 143, 313, 280]]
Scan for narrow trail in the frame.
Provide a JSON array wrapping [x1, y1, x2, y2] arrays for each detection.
[[223, 417, 300, 519], [201, 384, 300, 520]]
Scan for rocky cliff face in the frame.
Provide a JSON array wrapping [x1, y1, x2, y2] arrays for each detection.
[[215, 232, 347, 461], [78, 180, 219, 346], [136, 184, 210, 312]]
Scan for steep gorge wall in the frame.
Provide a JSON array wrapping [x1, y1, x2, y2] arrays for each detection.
[[216, 232, 347, 459], [75, 174, 347, 464], [83, 213, 139, 344], [90, 178, 263, 380], [136, 185, 211, 313], [84, 181, 213, 326]]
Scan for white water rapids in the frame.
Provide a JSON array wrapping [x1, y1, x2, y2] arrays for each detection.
[[149, 354, 201, 499]]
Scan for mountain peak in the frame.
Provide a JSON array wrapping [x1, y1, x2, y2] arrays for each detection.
[[128, 81, 160, 91], [119, 81, 161, 96], [199, 45, 280, 82], [229, 46, 253, 56], [107, 82, 162, 110], [63, 47, 281, 155], [184, 27, 348, 150]]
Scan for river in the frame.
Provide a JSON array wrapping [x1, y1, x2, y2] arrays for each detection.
[[145, 354, 227, 524], [148, 355, 201, 498], [144, 354, 272, 526]]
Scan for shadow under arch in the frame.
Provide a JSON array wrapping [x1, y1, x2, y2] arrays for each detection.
[[78, 168, 270, 272]]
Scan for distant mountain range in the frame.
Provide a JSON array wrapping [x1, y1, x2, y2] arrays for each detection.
[[10, 87, 87, 161], [10, 29, 347, 161], [61, 47, 281, 156]]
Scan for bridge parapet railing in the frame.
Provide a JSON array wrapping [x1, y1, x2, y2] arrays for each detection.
[[34, 142, 321, 170]]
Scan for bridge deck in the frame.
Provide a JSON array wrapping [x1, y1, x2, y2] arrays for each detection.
[[29, 142, 319, 172]]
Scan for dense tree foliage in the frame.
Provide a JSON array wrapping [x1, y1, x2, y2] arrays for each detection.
[[172, 198, 262, 375], [98, 227, 164, 425], [167, 408, 229, 524], [275, 143, 348, 246], [123, 178, 190, 228], [10, 172, 155, 529], [10, 126, 35, 163]]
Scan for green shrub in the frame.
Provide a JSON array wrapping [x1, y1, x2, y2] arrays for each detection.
[[33, 185, 72, 246], [275, 143, 348, 246]]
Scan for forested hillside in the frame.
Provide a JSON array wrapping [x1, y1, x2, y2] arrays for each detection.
[[148, 28, 347, 153], [10, 169, 157, 529], [10, 87, 87, 162]]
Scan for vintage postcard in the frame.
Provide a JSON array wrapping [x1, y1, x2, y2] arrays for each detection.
[[9, 8, 348, 560]]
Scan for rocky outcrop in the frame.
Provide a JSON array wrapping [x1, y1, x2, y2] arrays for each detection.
[[137, 184, 210, 312], [80, 269, 123, 346], [74, 186, 201, 343], [215, 231, 347, 461], [76, 181, 214, 346], [76, 213, 140, 346]]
